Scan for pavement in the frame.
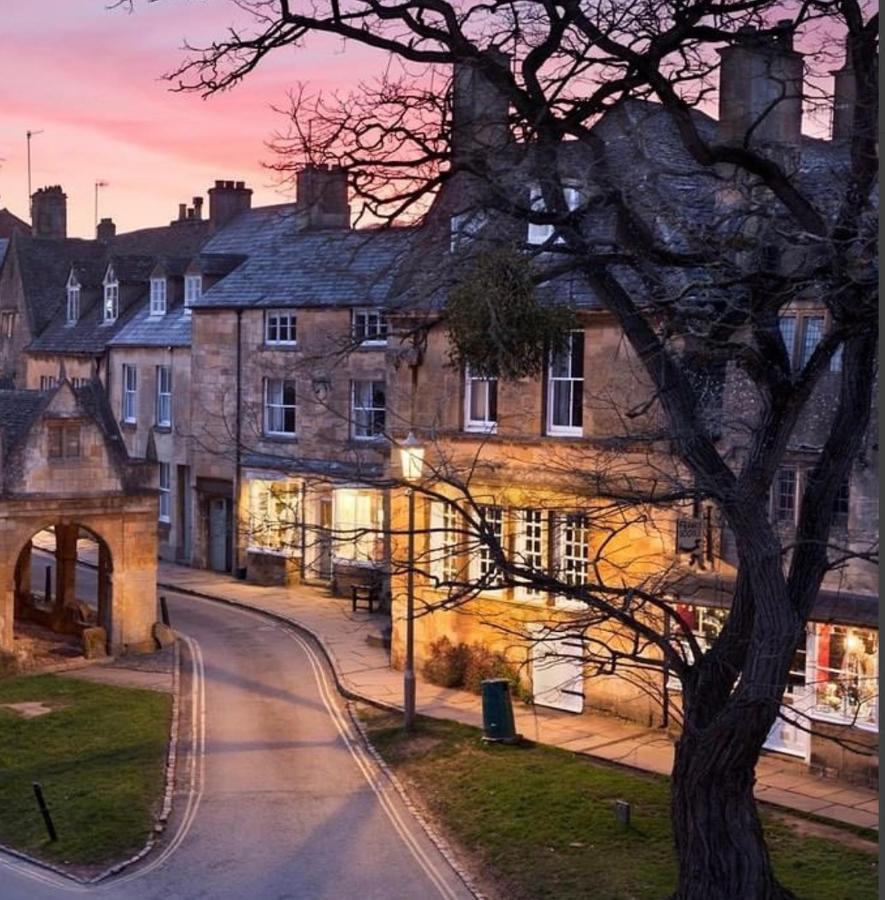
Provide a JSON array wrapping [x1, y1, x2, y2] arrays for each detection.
[[1, 592, 476, 899], [151, 560, 880, 833]]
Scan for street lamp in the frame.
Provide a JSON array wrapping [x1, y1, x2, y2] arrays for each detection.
[[398, 431, 425, 731]]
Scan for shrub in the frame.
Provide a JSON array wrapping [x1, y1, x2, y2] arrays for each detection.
[[422, 636, 470, 688], [463, 642, 524, 697]]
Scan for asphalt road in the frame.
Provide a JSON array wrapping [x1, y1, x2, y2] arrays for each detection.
[[1, 590, 475, 900]]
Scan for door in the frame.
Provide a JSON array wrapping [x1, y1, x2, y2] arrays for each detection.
[[764, 638, 811, 759], [209, 498, 230, 572], [532, 629, 585, 713]]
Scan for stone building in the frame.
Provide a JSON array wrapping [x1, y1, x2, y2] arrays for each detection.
[[0, 380, 158, 657]]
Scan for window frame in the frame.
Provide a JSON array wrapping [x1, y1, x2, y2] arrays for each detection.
[[66, 273, 80, 325], [547, 330, 584, 436], [515, 508, 546, 601], [464, 368, 498, 433], [122, 364, 138, 424], [158, 461, 172, 523], [184, 275, 202, 313], [527, 183, 582, 246], [772, 467, 798, 525], [149, 278, 167, 316], [156, 365, 172, 427], [263, 377, 297, 438], [351, 379, 386, 440], [48, 422, 81, 460], [103, 269, 119, 324], [264, 309, 298, 346], [352, 308, 389, 346]]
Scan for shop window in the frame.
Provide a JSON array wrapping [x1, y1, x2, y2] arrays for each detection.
[[810, 625, 878, 730], [249, 481, 300, 551], [333, 488, 382, 562], [667, 603, 730, 689]]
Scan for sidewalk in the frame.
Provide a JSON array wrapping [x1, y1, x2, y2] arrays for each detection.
[[157, 561, 879, 831]]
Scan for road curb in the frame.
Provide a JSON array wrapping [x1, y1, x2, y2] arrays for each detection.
[[0, 639, 184, 885]]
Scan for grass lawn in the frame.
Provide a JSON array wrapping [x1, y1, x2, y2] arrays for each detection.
[[359, 709, 878, 900], [0, 673, 171, 869]]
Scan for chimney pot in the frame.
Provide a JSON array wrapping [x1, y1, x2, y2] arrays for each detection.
[[193, 196, 204, 220], [235, 180, 245, 190], [178, 203, 187, 221], [96, 217, 116, 242], [31, 185, 67, 239], [208, 178, 253, 231]]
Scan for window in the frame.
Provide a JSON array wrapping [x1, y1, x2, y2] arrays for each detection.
[[122, 364, 137, 423], [0, 311, 13, 338], [450, 210, 488, 252], [263, 378, 297, 436], [39, 376, 58, 391], [351, 380, 386, 439], [265, 310, 297, 345], [430, 500, 461, 584], [833, 476, 850, 527], [48, 423, 80, 460], [66, 274, 80, 325], [465, 369, 497, 432], [70, 377, 87, 388], [668, 603, 730, 687], [103, 268, 119, 323], [778, 315, 797, 364], [333, 488, 383, 562], [810, 624, 878, 730], [528, 183, 582, 245], [150, 278, 167, 316], [249, 481, 300, 550], [352, 309, 388, 345], [516, 508, 545, 599], [547, 331, 584, 435], [559, 513, 589, 586], [799, 316, 824, 368], [158, 462, 171, 522], [473, 505, 504, 586], [779, 312, 840, 372], [773, 468, 797, 523], [156, 365, 172, 427], [184, 275, 202, 312]]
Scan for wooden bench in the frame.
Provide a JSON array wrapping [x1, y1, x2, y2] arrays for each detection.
[[351, 583, 378, 613]]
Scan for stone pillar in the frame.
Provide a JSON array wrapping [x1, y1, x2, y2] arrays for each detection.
[[97, 542, 112, 634], [14, 541, 31, 617], [55, 525, 79, 609]]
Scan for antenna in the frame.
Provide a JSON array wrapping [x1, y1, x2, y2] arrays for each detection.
[[94, 180, 109, 230], [26, 129, 44, 220]]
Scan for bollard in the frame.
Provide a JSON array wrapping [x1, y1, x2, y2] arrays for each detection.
[[44, 566, 52, 604], [159, 595, 170, 627], [614, 799, 631, 828], [32, 782, 58, 842]]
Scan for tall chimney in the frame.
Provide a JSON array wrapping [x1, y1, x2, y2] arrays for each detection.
[[193, 196, 204, 220], [31, 185, 67, 239], [295, 165, 350, 230], [831, 42, 879, 142], [208, 179, 252, 231], [717, 22, 804, 149], [96, 217, 116, 242], [451, 48, 511, 165]]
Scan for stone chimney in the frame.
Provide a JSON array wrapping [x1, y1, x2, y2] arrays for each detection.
[[208, 180, 252, 231], [96, 217, 116, 242], [31, 185, 67, 239], [717, 22, 804, 149], [831, 42, 879, 142], [451, 48, 511, 165], [193, 196, 204, 220], [295, 165, 350, 230]]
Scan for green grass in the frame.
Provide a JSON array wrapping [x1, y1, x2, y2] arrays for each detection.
[[360, 710, 878, 900], [0, 674, 171, 869]]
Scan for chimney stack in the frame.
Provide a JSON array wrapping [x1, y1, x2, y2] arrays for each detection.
[[451, 48, 511, 165], [831, 41, 879, 142], [193, 196, 204, 220], [208, 179, 252, 231], [717, 22, 804, 150], [96, 217, 116, 242], [295, 165, 350, 230], [31, 185, 67, 239]]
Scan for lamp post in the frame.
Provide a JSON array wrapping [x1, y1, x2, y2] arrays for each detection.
[[398, 431, 425, 731]]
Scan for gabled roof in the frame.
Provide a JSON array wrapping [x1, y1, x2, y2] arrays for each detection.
[[0, 208, 29, 239], [0, 389, 48, 454]]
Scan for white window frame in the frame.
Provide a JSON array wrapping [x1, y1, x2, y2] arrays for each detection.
[[263, 377, 297, 437], [352, 309, 388, 346], [547, 330, 584, 436], [156, 365, 172, 427], [430, 500, 462, 585], [527, 184, 582, 245], [515, 508, 546, 601], [150, 278, 167, 316], [66, 273, 80, 325], [351, 379, 386, 439], [470, 505, 504, 587], [772, 467, 798, 525], [122, 364, 137, 423], [184, 275, 202, 313], [558, 512, 590, 587], [264, 310, 297, 346], [450, 209, 488, 252], [103, 269, 119, 324], [464, 369, 498, 433], [158, 462, 171, 523]]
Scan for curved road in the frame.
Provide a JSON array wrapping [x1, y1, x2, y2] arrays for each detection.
[[0, 594, 475, 900]]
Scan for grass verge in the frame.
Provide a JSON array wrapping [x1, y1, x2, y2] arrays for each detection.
[[0, 673, 171, 870], [359, 708, 878, 900]]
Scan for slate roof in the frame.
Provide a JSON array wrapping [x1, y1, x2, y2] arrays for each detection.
[[0, 389, 47, 453], [109, 303, 193, 348], [195, 223, 415, 310], [0, 208, 29, 239], [0, 239, 8, 268]]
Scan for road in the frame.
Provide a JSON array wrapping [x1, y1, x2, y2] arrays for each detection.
[[1, 589, 475, 900]]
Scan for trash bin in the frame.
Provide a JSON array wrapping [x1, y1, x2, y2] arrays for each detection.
[[481, 678, 521, 743]]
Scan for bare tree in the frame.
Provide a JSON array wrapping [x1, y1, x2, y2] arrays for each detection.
[[133, 2, 878, 897]]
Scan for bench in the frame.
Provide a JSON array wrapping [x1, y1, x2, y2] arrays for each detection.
[[351, 583, 379, 613]]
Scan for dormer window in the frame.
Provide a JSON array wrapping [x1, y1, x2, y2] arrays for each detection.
[[527, 183, 582, 246], [150, 278, 167, 316], [66, 272, 80, 325], [103, 267, 119, 324], [450, 210, 488, 253], [184, 275, 202, 313]]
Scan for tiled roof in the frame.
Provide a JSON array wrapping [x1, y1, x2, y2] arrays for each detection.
[[0, 389, 47, 452], [109, 303, 193, 348], [195, 225, 415, 309], [0, 239, 8, 268]]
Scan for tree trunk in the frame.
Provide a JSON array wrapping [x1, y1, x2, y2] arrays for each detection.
[[670, 721, 796, 900]]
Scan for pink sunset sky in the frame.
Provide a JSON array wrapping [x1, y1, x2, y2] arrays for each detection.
[[0, 1, 386, 238]]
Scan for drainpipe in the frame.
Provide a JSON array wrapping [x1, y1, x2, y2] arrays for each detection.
[[233, 309, 243, 576]]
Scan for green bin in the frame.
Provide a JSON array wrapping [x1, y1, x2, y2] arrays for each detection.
[[481, 678, 520, 743]]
